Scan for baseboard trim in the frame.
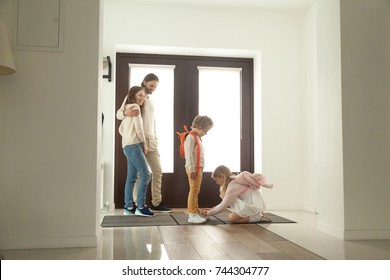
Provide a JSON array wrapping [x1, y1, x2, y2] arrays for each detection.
[[317, 221, 344, 239], [0, 235, 97, 250], [343, 229, 390, 240], [317, 222, 390, 240]]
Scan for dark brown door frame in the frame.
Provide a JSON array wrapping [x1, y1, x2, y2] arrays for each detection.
[[115, 53, 254, 208]]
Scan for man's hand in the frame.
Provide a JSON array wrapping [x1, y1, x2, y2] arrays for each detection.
[[124, 107, 140, 117]]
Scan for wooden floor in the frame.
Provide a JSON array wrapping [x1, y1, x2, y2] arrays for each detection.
[[3, 210, 390, 260], [105, 217, 324, 260], [159, 224, 323, 260]]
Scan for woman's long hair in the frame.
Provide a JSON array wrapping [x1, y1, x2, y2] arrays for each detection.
[[125, 86, 145, 115], [212, 165, 233, 197]]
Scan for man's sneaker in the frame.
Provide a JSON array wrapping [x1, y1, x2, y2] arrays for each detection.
[[124, 206, 136, 215], [151, 203, 172, 213], [135, 207, 155, 217], [188, 213, 207, 224]]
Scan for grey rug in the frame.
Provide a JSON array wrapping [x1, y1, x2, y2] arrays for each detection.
[[213, 211, 296, 224], [101, 214, 177, 227], [101, 211, 295, 227], [170, 213, 225, 225]]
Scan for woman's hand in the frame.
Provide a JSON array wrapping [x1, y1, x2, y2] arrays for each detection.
[[143, 143, 148, 155]]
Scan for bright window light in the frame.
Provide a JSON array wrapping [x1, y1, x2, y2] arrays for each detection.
[[129, 64, 175, 173], [198, 67, 241, 172]]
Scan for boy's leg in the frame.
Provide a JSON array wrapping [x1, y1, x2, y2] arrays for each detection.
[[186, 168, 203, 214]]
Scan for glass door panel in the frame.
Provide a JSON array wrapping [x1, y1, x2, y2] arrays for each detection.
[[198, 67, 241, 172], [129, 64, 175, 173]]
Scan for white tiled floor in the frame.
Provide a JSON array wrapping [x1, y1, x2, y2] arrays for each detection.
[[1, 210, 390, 260], [258, 210, 390, 260]]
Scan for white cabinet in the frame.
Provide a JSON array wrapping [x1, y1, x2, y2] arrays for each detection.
[[13, 0, 64, 52]]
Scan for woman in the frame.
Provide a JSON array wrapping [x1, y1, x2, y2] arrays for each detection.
[[201, 165, 273, 223], [118, 86, 154, 217]]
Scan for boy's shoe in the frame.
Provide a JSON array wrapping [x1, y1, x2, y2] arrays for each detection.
[[188, 213, 207, 224], [151, 203, 172, 213], [200, 214, 210, 221], [135, 207, 155, 217], [124, 206, 136, 215]]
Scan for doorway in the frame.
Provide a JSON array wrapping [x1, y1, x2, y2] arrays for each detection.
[[115, 53, 254, 208]]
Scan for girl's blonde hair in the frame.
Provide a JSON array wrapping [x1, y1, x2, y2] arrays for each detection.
[[191, 115, 213, 130], [212, 165, 232, 197]]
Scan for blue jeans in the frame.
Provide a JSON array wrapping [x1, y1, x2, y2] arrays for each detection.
[[123, 143, 151, 208]]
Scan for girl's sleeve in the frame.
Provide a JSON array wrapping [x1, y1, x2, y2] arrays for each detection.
[[208, 183, 244, 215], [184, 134, 196, 172], [116, 97, 127, 120]]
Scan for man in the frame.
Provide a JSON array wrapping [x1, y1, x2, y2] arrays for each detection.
[[118, 73, 172, 212]]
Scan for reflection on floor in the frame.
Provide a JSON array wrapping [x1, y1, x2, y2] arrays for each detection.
[[1, 209, 390, 260]]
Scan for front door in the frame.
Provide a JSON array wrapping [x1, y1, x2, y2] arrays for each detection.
[[115, 53, 254, 208]]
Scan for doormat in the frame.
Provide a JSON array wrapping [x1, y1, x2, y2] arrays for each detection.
[[101, 211, 295, 228], [213, 212, 296, 224], [170, 213, 226, 225], [100, 214, 177, 227]]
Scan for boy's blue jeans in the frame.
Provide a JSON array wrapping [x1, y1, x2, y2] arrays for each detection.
[[123, 143, 151, 208]]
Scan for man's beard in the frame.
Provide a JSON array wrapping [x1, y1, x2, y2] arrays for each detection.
[[144, 88, 153, 95]]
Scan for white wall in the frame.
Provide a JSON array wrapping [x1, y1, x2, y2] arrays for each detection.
[[340, 0, 390, 239], [302, 4, 318, 212], [315, 0, 390, 240], [101, 0, 315, 211], [315, 0, 345, 238], [0, 0, 101, 249]]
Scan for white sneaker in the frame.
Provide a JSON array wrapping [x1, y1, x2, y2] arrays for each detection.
[[188, 213, 207, 224], [200, 214, 210, 221]]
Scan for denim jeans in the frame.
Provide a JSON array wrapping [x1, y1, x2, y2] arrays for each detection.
[[133, 138, 163, 207], [123, 143, 151, 208]]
